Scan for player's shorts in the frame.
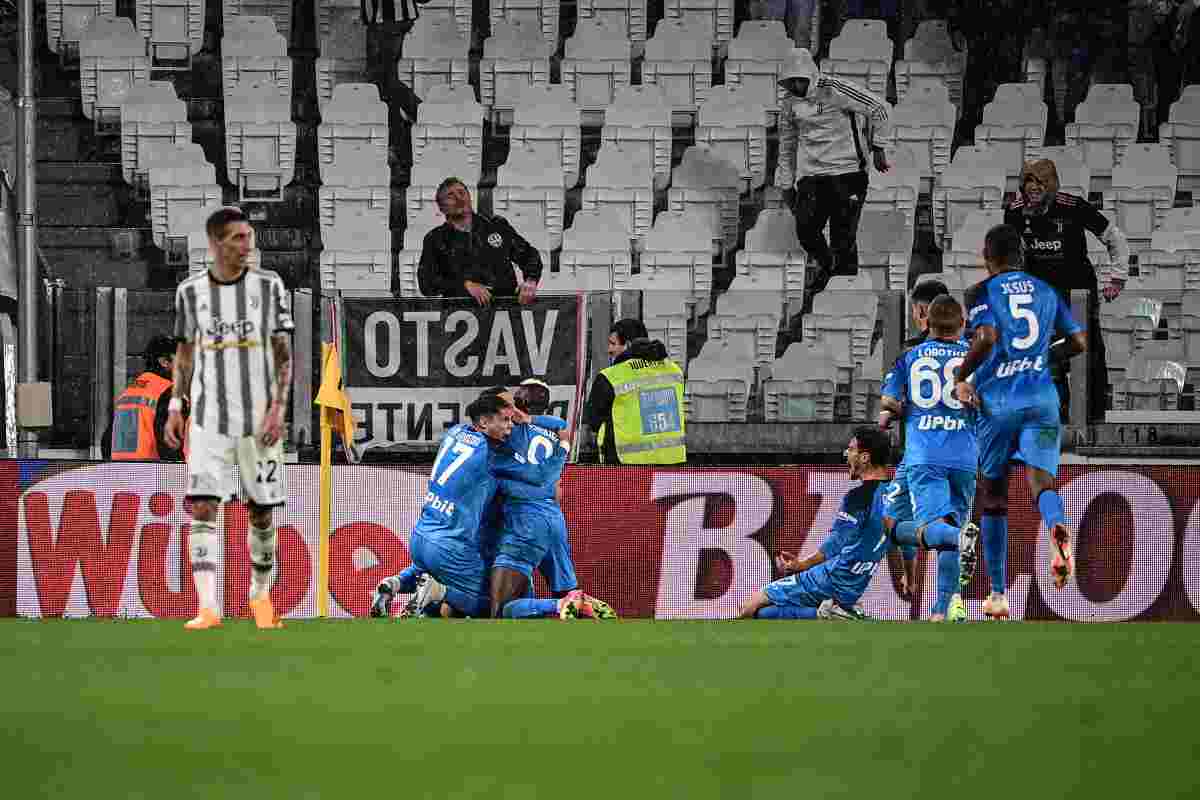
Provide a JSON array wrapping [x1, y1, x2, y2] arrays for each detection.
[[408, 530, 489, 617], [494, 502, 566, 583], [538, 523, 578, 594], [976, 401, 1061, 480], [187, 422, 285, 506], [763, 569, 834, 609], [907, 465, 977, 527]]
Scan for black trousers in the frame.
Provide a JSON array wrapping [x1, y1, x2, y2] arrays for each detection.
[[790, 170, 869, 286]]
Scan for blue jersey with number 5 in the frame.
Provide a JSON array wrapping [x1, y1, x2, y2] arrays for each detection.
[[492, 415, 569, 502], [882, 338, 977, 472], [964, 271, 1082, 412], [415, 424, 498, 549]]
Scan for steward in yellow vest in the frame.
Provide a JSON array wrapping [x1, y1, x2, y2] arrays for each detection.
[[585, 337, 686, 465]]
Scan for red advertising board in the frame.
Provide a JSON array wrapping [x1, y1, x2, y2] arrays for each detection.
[[4, 461, 1199, 621]]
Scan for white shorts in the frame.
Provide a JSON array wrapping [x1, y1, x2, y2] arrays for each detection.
[[187, 423, 286, 507]]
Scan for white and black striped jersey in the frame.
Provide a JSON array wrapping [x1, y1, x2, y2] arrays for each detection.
[[174, 269, 295, 437]]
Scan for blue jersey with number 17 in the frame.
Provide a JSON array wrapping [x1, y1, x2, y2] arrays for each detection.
[[882, 337, 977, 472], [964, 270, 1082, 412], [414, 424, 498, 550]]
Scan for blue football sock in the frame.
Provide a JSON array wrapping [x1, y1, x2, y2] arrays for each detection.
[[981, 514, 1008, 595], [1037, 489, 1066, 532], [893, 521, 919, 547], [896, 543, 917, 561], [934, 549, 960, 615], [756, 605, 819, 619], [395, 565, 422, 593], [502, 598, 559, 618], [924, 520, 960, 550]]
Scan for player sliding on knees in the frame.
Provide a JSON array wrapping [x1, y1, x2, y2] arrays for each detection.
[[955, 224, 1088, 617], [879, 294, 978, 622], [739, 428, 893, 621]]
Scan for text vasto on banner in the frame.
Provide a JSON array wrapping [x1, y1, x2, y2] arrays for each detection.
[[340, 296, 583, 449]]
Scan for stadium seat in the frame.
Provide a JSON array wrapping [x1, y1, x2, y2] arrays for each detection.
[[221, 15, 291, 100], [1032, 145, 1091, 198], [148, 160, 221, 249], [885, 81, 956, 194], [414, 0, 473, 37], [490, 0, 559, 49], [493, 145, 566, 249], [693, 83, 769, 194], [641, 17, 714, 123], [685, 338, 758, 422], [734, 208, 807, 303], [1159, 206, 1200, 236], [1111, 377, 1181, 412], [318, 142, 390, 233], [1106, 148, 1178, 254], [554, 208, 634, 292], [1135, 238, 1188, 292], [320, 209, 392, 292], [119, 80, 190, 190], [941, 208, 1003, 288], [479, 19, 554, 125], [135, 0, 204, 70], [394, 16, 471, 103], [724, 20, 794, 125], [707, 289, 782, 366], [669, 145, 740, 256], [79, 15, 148, 133], [406, 142, 480, 223], [763, 341, 838, 422], [560, 16, 631, 123], [508, 84, 583, 189], [895, 20, 967, 115], [601, 84, 673, 191], [316, 0, 368, 108], [225, 79, 296, 202], [856, 209, 914, 291], [582, 142, 655, 248], [1100, 290, 1169, 387], [1160, 90, 1200, 192], [411, 83, 484, 168], [803, 273, 879, 367], [933, 146, 1007, 252], [577, 0, 649, 56], [1065, 83, 1140, 193], [975, 83, 1048, 192], [865, 143, 921, 232], [642, 290, 689, 368], [633, 210, 715, 317], [662, 0, 733, 55], [46, 0, 114, 60], [132, 141, 208, 205], [318, 83, 389, 174], [223, 0, 292, 42], [499, 208, 554, 287], [396, 219, 439, 297], [822, 18, 892, 98]]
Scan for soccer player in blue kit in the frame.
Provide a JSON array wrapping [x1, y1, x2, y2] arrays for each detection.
[[738, 427, 893, 620], [880, 294, 977, 622], [955, 224, 1088, 618]]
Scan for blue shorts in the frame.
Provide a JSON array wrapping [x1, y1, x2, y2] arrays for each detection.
[[408, 531, 489, 617], [884, 463, 912, 524], [494, 503, 567, 583], [538, 523, 577, 594], [977, 401, 1061, 480], [763, 570, 834, 609], [907, 464, 977, 527]]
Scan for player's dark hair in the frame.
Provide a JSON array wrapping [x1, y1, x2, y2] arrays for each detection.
[[205, 206, 248, 240], [479, 385, 509, 399], [851, 426, 891, 467], [610, 318, 648, 346], [911, 279, 949, 306], [927, 294, 964, 337], [514, 381, 550, 414], [145, 335, 178, 372], [984, 224, 1024, 269], [465, 393, 508, 423]]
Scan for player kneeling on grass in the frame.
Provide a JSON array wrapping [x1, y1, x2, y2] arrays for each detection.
[[739, 427, 892, 620]]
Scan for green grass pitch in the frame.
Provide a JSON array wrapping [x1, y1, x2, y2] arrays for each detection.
[[3, 619, 1198, 799]]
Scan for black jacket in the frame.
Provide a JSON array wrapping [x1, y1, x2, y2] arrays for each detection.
[[582, 339, 670, 464], [416, 213, 543, 299]]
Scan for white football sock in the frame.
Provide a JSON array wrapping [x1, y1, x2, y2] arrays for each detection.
[[188, 519, 219, 611], [247, 522, 277, 600]]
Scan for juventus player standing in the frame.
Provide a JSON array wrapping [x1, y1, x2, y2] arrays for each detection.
[[165, 207, 294, 630]]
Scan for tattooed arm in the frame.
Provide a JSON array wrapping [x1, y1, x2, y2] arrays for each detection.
[[261, 333, 292, 447]]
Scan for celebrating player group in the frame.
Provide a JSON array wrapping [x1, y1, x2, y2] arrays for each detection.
[[743, 222, 1085, 622]]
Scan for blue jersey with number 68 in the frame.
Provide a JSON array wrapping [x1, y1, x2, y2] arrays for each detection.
[[964, 271, 1082, 412], [882, 338, 977, 472], [415, 424, 499, 550]]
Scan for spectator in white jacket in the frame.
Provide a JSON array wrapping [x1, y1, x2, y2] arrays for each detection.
[[775, 49, 891, 303]]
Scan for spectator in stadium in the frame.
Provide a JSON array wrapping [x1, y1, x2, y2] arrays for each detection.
[[102, 335, 186, 461], [415, 177, 543, 307], [1004, 158, 1130, 421], [581, 318, 686, 465], [774, 49, 891, 307]]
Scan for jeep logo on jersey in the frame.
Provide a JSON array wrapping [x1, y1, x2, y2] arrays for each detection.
[[1029, 239, 1063, 252], [487, 232, 503, 248], [204, 318, 257, 338]]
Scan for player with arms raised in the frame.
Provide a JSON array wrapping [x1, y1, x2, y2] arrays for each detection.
[[955, 224, 1087, 618], [880, 294, 977, 622], [165, 206, 294, 630]]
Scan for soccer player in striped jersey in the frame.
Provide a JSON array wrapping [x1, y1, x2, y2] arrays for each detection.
[[165, 206, 294, 631]]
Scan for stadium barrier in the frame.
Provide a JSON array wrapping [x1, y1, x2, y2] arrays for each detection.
[[3, 460, 1198, 621]]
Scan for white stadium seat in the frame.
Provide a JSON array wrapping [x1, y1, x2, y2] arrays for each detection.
[[318, 83, 389, 174], [669, 145, 740, 255], [135, 0, 204, 70], [490, 0, 559, 49], [763, 341, 838, 422], [396, 219, 440, 297], [509, 84, 583, 189], [320, 210, 392, 292], [662, 0, 733, 55], [734, 208, 807, 303], [225, 79, 297, 202], [319, 142, 390, 233], [415, 0, 473, 37], [601, 84, 673, 191], [724, 21, 793, 125], [694, 83, 769, 193], [148, 160, 221, 249], [553, 208, 634, 292], [634, 210, 715, 317], [933, 146, 1007, 251], [47, 0, 115, 59], [411, 84, 484, 168], [79, 15, 148, 132], [856, 208, 915, 291], [582, 142, 655, 247], [895, 20, 966, 113], [1066, 83, 1140, 193], [577, 0, 649, 55], [886, 81, 956, 193], [976, 82, 1048, 191], [804, 274, 879, 366], [493, 145, 566, 250], [641, 17, 714, 123], [221, 15, 291, 100], [223, 0, 292, 42], [822, 18, 892, 98], [941, 209, 1003, 288], [1160, 90, 1200, 192], [479, 19, 554, 125], [685, 338, 757, 422], [561, 16, 632, 123], [865, 143, 921, 232], [1106, 145, 1178, 254], [120, 81, 190, 190], [316, 0, 369, 108], [395, 16, 471, 102]]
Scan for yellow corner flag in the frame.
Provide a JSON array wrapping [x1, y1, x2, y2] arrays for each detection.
[[315, 342, 359, 617]]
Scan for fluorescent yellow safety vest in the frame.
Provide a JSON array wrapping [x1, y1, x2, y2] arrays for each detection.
[[598, 357, 687, 465]]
